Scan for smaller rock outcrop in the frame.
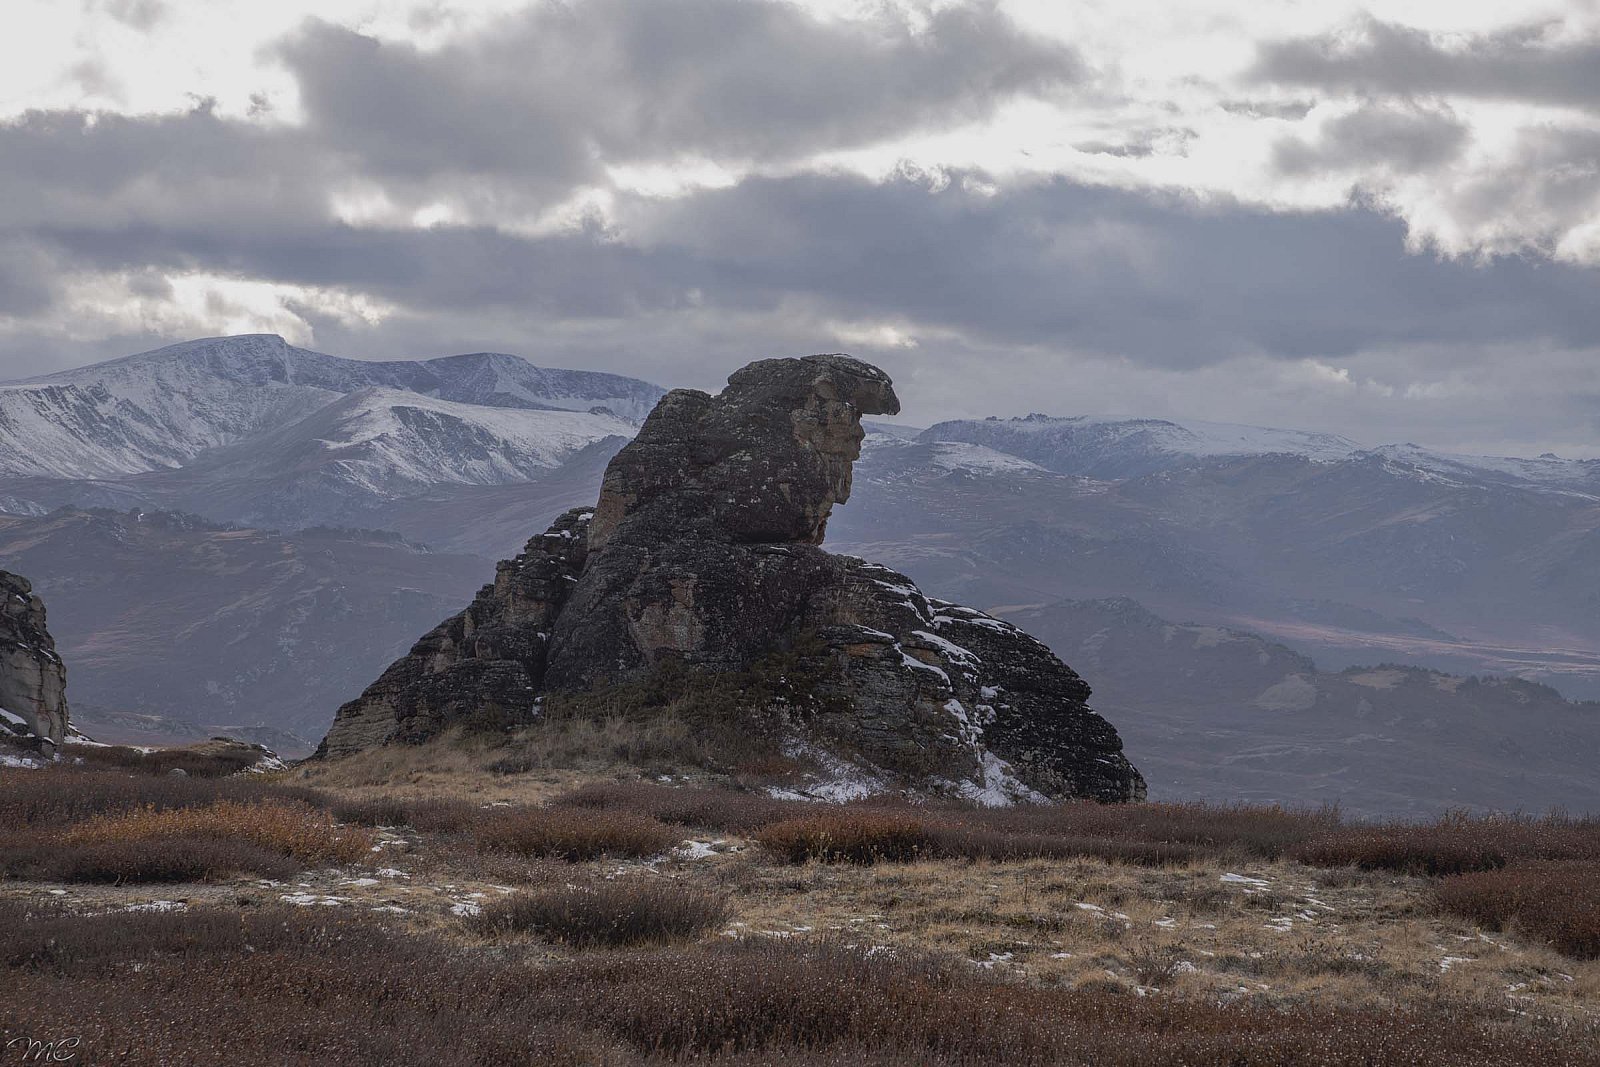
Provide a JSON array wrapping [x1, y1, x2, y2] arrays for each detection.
[[0, 570, 70, 754]]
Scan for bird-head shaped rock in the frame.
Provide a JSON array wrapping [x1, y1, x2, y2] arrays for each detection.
[[589, 354, 900, 550]]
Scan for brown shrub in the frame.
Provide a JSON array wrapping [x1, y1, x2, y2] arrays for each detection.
[[1436, 861, 1600, 959], [474, 807, 677, 861], [757, 812, 934, 864], [927, 825, 1201, 866], [71, 743, 262, 778], [2, 838, 300, 883], [1297, 829, 1505, 876], [967, 800, 1336, 859], [329, 795, 410, 827], [552, 780, 806, 832], [331, 796, 478, 833], [468, 882, 731, 947], [0, 767, 331, 828], [61, 801, 372, 865], [1295, 813, 1600, 876]]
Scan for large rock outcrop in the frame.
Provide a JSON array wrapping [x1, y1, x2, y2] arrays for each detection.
[[1, 570, 69, 753], [319, 355, 1144, 803]]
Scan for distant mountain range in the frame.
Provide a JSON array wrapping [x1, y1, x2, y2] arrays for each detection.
[[0, 334, 664, 528], [836, 416, 1600, 700], [2, 336, 1598, 812]]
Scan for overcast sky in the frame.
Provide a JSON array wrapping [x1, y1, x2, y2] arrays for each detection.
[[2, 0, 1598, 455]]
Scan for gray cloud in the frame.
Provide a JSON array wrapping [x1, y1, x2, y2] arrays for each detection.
[[1, 1, 1597, 456], [1256, 17, 1600, 112], [1274, 103, 1468, 176], [16, 156, 1600, 370], [277, 0, 1082, 193]]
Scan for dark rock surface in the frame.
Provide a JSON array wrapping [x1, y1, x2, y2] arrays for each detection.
[[319, 355, 1143, 803], [0, 570, 69, 752]]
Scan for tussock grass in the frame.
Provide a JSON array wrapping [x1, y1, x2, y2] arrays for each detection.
[[468, 882, 731, 947]]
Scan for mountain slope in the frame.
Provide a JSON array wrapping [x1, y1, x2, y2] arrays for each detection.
[[0, 334, 664, 479], [0, 507, 490, 737], [1010, 597, 1600, 817], [0, 334, 664, 528], [828, 423, 1600, 699]]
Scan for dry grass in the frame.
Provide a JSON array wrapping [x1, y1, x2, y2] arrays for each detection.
[[61, 800, 373, 865], [473, 806, 679, 861], [467, 881, 732, 947]]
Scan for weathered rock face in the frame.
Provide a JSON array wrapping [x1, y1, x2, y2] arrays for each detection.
[[0, 570, 69, 753], [319, 355, 1144, 803]]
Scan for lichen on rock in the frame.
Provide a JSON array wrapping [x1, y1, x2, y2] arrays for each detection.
[[317, 354, 1144, 803]]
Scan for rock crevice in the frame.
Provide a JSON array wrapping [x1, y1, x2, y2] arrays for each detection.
[[318, 355, 1143, 803]]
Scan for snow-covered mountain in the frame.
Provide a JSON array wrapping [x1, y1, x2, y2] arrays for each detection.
[[920, 414, 1363, 479], [0, 334, 665, 481], [921, 413, 1600, 497], [0, 335, 665, 526], [832, 412, 1600, 702]]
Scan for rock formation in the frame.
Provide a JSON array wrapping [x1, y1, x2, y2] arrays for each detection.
[[1, 570, 70, 754], [319, 355, 1144, 803]]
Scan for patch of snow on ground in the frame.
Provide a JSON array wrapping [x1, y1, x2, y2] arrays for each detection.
[[123, 900, 187, 913], [1221, 873, 1272, 888], [674, 840, 722, 861]]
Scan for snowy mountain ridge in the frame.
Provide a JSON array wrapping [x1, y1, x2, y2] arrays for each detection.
[[920, 413, 1600, 494], [0, 334, 665, 482]]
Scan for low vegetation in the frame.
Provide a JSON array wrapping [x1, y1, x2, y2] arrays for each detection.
[[1436, 861, 1600, 959], [61, 800, 372, 865], [468, 882, 731, 946], [473, 807, 679, 861], [4, 901, 1595, 1065], [2, 838, 300, 884], [70, 742, 266, 778], [757, 811, 936, 864], [1294, 813, 1600, 875], [6, 758, 1600, 1059]]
